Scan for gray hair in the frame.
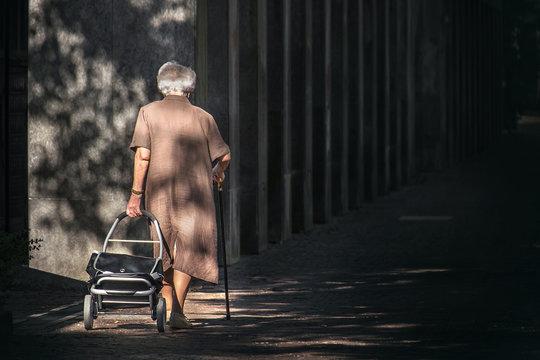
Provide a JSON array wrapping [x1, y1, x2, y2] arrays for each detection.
[[156, 61, 196, 96]]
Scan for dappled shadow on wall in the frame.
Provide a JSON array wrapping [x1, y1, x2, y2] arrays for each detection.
[[27, 0, 195, 250]]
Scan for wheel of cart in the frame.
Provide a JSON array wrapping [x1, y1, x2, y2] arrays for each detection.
[[84, 210, 170, 333], [155, 297, 166, 332], [83, 294, 97, 330]]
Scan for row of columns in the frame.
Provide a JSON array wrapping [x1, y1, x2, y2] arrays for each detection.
[[446, 0, 504, 166], [197, 0, 504, 264]]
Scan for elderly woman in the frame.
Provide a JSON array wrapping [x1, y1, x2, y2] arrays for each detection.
[[126, 61, 231, 329]]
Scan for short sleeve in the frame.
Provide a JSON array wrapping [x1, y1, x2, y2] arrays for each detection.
[[130, 108, 151, 152], [206, 115, 230, 162]]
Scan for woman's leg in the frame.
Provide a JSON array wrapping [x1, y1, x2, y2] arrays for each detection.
[[167, 270, 193, 328], [172, 269, 191, 314], [161, 268, 179, 312]]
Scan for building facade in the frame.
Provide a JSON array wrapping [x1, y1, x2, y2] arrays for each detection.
[[0, 0, 503, 280]]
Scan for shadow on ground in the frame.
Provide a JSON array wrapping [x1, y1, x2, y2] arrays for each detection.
[[3, 122, 540, 359]]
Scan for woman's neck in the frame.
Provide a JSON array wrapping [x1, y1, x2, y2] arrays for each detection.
[[166, 91, 189, 98]]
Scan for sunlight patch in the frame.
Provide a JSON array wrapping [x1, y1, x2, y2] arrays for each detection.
[[151, 6, 193, 28], [398, 268, 451, 274], [374, 323, 418, 329]]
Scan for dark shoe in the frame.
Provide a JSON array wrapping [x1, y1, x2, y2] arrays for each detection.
[[169, 312, 193, 329]]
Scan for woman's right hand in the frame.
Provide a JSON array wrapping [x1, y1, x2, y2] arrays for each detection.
[[126, 193, 143, 217], [212, 165, 225, 184], [212, 153, 230, 184]]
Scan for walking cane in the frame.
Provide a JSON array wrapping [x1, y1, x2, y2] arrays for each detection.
[[217, 178, 231, 320]]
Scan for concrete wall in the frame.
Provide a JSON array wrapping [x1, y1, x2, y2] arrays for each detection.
[[28, 0, 196, 279]]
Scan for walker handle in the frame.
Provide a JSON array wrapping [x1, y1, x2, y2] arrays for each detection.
[[103, 210, 167, 261], [114, 210, 158, 223]]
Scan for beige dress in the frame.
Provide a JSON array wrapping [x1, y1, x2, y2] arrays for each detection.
[[130, 95, 230, 284]]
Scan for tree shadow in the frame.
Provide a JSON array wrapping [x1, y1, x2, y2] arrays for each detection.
[[28, 0, 197, 275], [6, 265, 539, 359]]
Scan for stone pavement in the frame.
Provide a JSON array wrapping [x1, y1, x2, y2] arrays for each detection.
[[3, 120, 540, 359]]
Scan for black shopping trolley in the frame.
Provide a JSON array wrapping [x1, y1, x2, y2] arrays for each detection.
[[84, 210, 169, 332]]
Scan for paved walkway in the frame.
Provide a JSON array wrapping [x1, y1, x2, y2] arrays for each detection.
[[3, 120, 540, 359]]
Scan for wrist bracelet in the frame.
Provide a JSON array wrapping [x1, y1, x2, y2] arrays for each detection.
[[131, 188, 144, 195]]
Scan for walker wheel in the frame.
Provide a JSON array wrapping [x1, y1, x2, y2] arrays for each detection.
[[156, 297, 166, 332], [83, 295, 95, 330]]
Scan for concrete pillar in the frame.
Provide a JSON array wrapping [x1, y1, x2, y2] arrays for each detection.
[[340, 0, 349, 214], [207, 0, 232, 265], [439, 1, 448, 168], [447, 0, 456, 165], [479, 2, 485, 152], [485, 3, 491, 149], [388, 0, 395, 189], [484, 2, 496, 145], [472, 0, 478, 155], [486, 4, 493, 145], [496, 6, 504, 140], [483, 3, 490, 145], [345, 0, 358, 208], [470, 0, 476, 155], [291, 0, 311, 233], [472, 0, 479, 155], [468, 0, 475, 156], [368, 0, 378, 199], [238, 0, 268, 254], [461, 0, 468, 158], [376, 0, 385, 194], [312, 0, 338, 222], [331, 0, 343, 215], [493, 5, 501, 143], [488, 5, 494, 145], [415, 0, 446, 171], [0, 3, 5, 230], [382, 0, 391, 194], [485, 5, 492, 149], [266, 0, 283, 240], [282, 0, 292, 241], [201, 1, 247, 261], [303, 0, 314, 231], [485, 3, 491, 147], [355, 0, 365, 205], [257, 0, 269, 248], [477, 0, 483, 154], [457, 0, 465, 161], [323, 0, 332, 221], [479, 1, 486, 151], [496, 5, 502, 143], [405, 0, 416, 184], [312, 0, 325, 223], [207, 0, 229, 148], [227, 0, 241, 263], [393, 0, 403, 190], [485, 2, 490, 148], [464, 0, 472, 158]]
